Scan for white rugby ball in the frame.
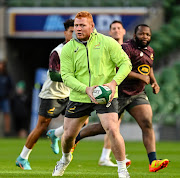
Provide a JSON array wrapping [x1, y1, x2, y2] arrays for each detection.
[[92, 86, 112, 104]]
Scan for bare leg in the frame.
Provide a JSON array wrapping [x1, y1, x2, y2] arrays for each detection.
[[4, 113, 11, 133], [25, 115, 51, 149], [61, 116, 88, 153], [78, 122, 105, 139], [98, 113, 125, 161], [129, 104, 156, 153]]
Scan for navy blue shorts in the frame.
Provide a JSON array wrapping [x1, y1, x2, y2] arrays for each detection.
[[0, 99, 10, 113]]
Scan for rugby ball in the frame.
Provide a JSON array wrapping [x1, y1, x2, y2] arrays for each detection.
[[92, 86, 112, 104]]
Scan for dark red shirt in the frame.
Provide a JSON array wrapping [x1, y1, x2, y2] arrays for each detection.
[[49, 42, 66, 72], [119, 39, 154, 96]]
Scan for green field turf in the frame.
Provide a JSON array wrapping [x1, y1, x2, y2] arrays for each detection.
[[0, 138, 180, 178]]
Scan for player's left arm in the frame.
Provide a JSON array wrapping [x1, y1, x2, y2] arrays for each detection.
[[49, 51, 63, 82], [149, 67, 160, 94]]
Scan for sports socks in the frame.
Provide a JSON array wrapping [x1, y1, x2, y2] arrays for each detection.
[[116, 160, 126, 170], [75, 132, 81, 144], [100, 148, 111, 160], [62, 151, 71, 163], [148, 152, 156, 164], [20, 146, 32, 160], [55, 126, 64, 137]]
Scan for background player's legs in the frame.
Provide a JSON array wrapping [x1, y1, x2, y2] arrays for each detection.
[[75, 122, 105, 143], [4, 112, 11, 135], [129, 104, 169, 172], [25, 115, 51, 149], [16, 115, 51, 170], [129, 104, 155, 155]]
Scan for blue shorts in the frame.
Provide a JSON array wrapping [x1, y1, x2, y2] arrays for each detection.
[[0, 99, 10, 113]]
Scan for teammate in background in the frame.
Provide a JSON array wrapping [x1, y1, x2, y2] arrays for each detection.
[[119, 24, 169, 172], [46, 20, 131, 167], [73, 24, 169, 172], [11, 80, 30, 138], [98, 20, 131, 167], [0, 60, 13, 137], [52, 11, 132, 178], [15, 19, 74, 170]]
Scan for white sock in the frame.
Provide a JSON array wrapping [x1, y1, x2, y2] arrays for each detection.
[[55, 126, 64, 137], [116, 160, 126, 171], [100, 148, 111, 160], [62, 151, 71, 163], [20, 146, 32, 160]]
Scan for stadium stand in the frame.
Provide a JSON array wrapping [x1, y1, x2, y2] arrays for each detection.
[[5, 0, 163, 7]]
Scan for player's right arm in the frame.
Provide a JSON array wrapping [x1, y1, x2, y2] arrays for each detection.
[[127, 71, 150, 85], [60, 44, 87, 94]]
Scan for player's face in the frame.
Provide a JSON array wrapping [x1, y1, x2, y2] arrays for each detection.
[[109, 23, 125, 42], [74, 17, 94, 41], [64, 26, 74, 42], [134, 26, 151, 48]]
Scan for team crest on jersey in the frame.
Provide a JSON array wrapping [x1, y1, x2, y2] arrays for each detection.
[[150, 53, 154, 60], [94, 42, 100, 49], [138, 64, 150, 75], [140, 52, 143, 57]]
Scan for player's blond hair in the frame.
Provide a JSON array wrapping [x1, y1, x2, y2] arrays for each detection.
[[75, 11, 93, 23]]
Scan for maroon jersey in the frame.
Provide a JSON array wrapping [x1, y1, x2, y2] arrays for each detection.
[[119, 39, 154, 96], [49, 42, 66, 72], [49, 51, 60, 72]]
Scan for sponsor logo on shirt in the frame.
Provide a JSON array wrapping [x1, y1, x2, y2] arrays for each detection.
[[93, 42, 100, 49], [138, 64, 150, 75]]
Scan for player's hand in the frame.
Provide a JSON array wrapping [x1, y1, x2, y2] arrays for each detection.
[[86, 86, 98, 104], [141, 75, 150, 84], [103, 80, 117, 102], [151, 82, 160, 94]]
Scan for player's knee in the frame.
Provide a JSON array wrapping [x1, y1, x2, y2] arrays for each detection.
[[105, 127, 118, 139], [63, 131, 76, 142], [142, 118, 153, 129]]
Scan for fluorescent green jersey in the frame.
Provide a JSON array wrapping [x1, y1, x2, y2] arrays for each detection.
[[60, 29, 132, 103]]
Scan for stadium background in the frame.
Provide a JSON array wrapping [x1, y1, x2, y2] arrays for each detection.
[[0, 0, 179, 140], [0, 1, 180, 178]]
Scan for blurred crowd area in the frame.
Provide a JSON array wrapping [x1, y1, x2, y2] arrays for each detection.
[[0, 0, 179, 138], [0, 61, 31, 138], [4, 0, 164, 7]]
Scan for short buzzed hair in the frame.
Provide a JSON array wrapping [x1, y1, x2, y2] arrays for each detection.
[[64, 19, 74, 31], [109, 20, 124, 30], [134, 24, 151, 34], [75, 11, 93, 23]]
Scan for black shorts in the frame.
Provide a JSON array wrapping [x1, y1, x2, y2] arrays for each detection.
[[118, 91, 150, 117], [38, 98, 69, 118], [65, 98, 118, 118]]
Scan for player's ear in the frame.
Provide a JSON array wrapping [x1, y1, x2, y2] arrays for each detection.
[[133, 33, 136, 39], [123, 28, 126, 35], [109, 31, 111, 36]]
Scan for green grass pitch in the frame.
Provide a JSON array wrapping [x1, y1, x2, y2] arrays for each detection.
[[0, 138, 180, 178]]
